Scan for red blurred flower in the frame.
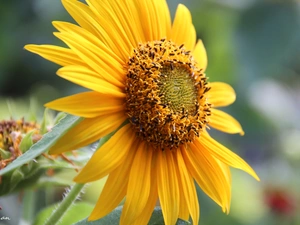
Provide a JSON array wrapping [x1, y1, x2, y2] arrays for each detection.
[[264, 188, 296, 216]]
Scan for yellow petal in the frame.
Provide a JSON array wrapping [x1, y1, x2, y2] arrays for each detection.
[[61, 0, 129, 60], [157, 150, 179, 225], [171, 4, 196, 50], [178, 186, 189, 222], [61, 0, 99, 37], [131, 147, 158, 225], [135, 0, 170, 41], [216, 160, 232, 213], [186, 24, 197, 52], [200, 132, 260, 181], [192, 140, 232, 212], [134, 0, 153, 41], [193, 40, 208, 71], [176, 147, 200, 224], [74, 124, 135, 183], [209, 108, 244, 135], [54, 32, 124, 87], [45, 91, 124, 118], [120, 0, 147, 42], [208, 82, 236, 107], [56, 65, 125, 98], [86, 0, 143, 47], [149, 0, 171, 40], [52, 21, 124, 65], [182, 142, 230, 212], [120, 142, 152, 225], [155, 0, 172, 39], [88, 141, 139, 220], [24, 44, 84, 67], [107, 0, 144, 44], [176, 149, 193, 222], [49, 112, 127, 154]]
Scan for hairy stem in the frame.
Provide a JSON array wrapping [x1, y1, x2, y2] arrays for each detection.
[[44, 183, 85, 225]]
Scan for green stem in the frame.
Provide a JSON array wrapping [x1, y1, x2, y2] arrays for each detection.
[[44, 183, 85, 225]]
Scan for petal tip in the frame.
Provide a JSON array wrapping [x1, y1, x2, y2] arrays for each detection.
[[73, 173, 86, 183], [24, 44, 31, 50], [193, 39, 208, 71], [52, 21, 61, 29], [73, 177, 80, 183], [24, 44, 37, 52], [88, 211, 101, 221], [44, 102, 51, 108], [253, 173, 260, 181], [245, 167, 260, 181]]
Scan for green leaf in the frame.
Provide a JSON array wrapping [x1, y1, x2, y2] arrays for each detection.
[[40, 108, 51, 134], [0, 157, 78, 196], [33, 202, 94, 225], [148, 207, 190, 225], [175, 219, 191, 225], [73, 206, 190, 225], [0, 151, 87, 195], [0, 148, 11, 159], [0, 114, 82, 176], [73, 206, 122, 225], [54, 112, 68, 125], [19, 130, 35, 152]]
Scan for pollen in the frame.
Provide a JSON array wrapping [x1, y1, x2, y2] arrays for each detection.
[[125, 39, 211, 149]]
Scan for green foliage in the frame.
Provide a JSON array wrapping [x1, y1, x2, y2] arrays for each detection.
[[191, 3, 239, 84], [40, 108, 51, 134], [19, 129, 35, 152], [0, 148, 11, 159], [0, 114, 82, 176], [73, 206, 190, 225], [33, 202, 94, 225], [1, 1, 300, 225], [54, 112, 69, 125], [0, 157, 78, 196], [236, 1, 300, 81]]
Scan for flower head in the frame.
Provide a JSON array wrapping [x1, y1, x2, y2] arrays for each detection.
[[25, 0, 259, 224], [0, 114, 80, 195], [0, 118, 41, 169]]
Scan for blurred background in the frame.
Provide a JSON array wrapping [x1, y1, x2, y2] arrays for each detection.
[[1, 0, 300, 224]]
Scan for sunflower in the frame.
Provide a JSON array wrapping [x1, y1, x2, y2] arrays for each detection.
[[25, 0, 259, 224]]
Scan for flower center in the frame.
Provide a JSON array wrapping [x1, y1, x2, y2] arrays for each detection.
[[158, 64, 197, 115], [125, 39, 211, 149], [0, 119, 40, 169], [0, 119, 39, 151]]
